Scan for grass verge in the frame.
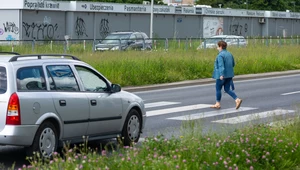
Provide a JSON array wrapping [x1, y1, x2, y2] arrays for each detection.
[[5, 114, 299, 170]]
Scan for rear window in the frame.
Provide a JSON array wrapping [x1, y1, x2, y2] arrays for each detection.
[[0, 66, 7, 94], [17, 66, 46, 91]]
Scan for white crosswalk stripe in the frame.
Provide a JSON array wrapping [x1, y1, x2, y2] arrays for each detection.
[[146, 104, 211, 117], [145, 101, 180, 108], [145, 101, 295, 125], [212, 109, 294, 124], [167, 107, 257, 120]]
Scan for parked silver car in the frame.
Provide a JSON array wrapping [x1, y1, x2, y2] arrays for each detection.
[[0, 52, 146, 158], [95, 31, 152, 51], [197, 35, 247, 49]]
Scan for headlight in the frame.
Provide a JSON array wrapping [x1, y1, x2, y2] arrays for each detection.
[[111, 46, 120, 50]]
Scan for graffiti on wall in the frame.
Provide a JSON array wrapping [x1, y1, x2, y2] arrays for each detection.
[[99, 19, 109, 39], [203, 17, 223, 38], [229, 22, 248, 36], [3, 22, 19, 34], [0, 20, 19, 40], [75, 17, 88, 38], [22, 22, 59, 40]]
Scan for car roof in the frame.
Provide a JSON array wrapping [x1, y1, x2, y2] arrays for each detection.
[[209, 35, 245, 39], [110, 32, 134, 34], [0, 54, 82, 64], [110, 31, 146, 34]]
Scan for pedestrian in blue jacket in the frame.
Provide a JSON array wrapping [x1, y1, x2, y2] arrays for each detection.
[[210, 40, 242, 109]]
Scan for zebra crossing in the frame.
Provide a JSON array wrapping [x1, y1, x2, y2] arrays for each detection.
[[145, 101, 296, 125]]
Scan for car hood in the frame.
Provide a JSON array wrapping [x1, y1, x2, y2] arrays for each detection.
[[95, 43, 125, 48]]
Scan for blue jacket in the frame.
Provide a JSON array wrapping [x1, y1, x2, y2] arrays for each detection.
[[212, 49, 235, 79]]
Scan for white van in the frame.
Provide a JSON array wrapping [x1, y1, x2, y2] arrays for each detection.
[[197, 35, 247, 49]]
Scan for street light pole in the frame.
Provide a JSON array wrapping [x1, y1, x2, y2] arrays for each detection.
[[150, 0, 154, 39], [291, 1, 295, 12]]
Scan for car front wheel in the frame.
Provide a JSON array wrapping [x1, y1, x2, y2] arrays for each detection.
[[121, 109, 141, 146]]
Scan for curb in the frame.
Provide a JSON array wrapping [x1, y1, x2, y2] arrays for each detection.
[[123, 70, 300, 92]]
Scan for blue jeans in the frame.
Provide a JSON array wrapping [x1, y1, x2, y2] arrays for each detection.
[[216, 78, 237, 102]]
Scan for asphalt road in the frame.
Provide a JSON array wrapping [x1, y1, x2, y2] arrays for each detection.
[[135, 73, 300, 139], [1, 71, 300, 169]]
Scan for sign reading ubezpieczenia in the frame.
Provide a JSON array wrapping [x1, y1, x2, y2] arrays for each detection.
[[76, 2, 175, 14]]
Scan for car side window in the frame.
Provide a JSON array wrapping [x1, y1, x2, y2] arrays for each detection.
[[16, 66, 46, 91], [141, 33, 149, 39], [0, 66, 7, 94], [136, 34, 144, 42], [75, 66, 108, 92], [46, 65, 79, 91], [129, 34, 137, 41]]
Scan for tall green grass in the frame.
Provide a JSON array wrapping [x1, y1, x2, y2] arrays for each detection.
[[9, 115, 300, 170], [1, 42, 300, 87]]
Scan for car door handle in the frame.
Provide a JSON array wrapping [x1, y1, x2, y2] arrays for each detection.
[[59, 100, 66, 106], [90, 100, 97, 106]]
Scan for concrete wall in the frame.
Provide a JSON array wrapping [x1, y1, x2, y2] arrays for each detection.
[[153, 14, 174, 38], [0, 10, 20, 41], [21, 10, 66, 40], [2, 9, 296, 41]]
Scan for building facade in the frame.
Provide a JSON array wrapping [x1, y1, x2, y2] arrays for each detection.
[[0, 0, 300, 41]]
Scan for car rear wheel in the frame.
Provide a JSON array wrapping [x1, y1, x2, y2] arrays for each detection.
[[121, 109, 141, 146], [26, 121, 58, 158]]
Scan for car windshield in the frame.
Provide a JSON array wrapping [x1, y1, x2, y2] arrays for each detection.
[[101, 34, 131, 44], [205, 38, 223, 44]]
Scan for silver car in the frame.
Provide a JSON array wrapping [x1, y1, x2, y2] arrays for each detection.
[[0, 52, 146, 158], [197, 35, 247, 49]]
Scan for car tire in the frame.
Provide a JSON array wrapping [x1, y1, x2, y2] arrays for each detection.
[[26, 121, 58, 158], [121, 109, 141, 146]]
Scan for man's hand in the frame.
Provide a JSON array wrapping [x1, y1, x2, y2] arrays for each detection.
[[220, 76, 224, 80]]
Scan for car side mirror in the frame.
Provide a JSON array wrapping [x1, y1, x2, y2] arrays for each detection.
[[127, 40, 134, 45], [111, 84, 121, 93]]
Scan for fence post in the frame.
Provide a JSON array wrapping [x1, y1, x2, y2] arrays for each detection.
[[185, 37, 188, 50], [83, 40, 86, 51], [11, 41, 14, 52], [297, 35, 299, 45], [64, 41, 67, 54], [119, 39, 122, 51], [189, 37, 192, 48], [143, 38, 145, 50], [280, 36, 282, 46], [50, 40, 53, 51], [165, 38, 168, 51], [204, 39, 206, 49], [270, 36, 272, 45], [178, 39, 180, 48], [32, 40, 35, 52], [154, 40, 157, 50], [92, 40, 95, 52]]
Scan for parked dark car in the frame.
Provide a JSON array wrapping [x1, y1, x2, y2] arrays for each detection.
[[95, 31, 152, 51]]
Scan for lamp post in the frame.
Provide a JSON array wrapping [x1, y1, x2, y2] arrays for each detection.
[[291, 1, 295, 12], [150, 0, 154, 39]]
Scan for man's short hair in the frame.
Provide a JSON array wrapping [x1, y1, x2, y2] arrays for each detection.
[[217, 41, 227, 49]]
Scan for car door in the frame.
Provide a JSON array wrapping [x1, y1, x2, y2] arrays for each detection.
[[74, 65, 123, 136], [128, 34, 138, 50], [46, 64, 89, 139], [135, 33, 144, 50]]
